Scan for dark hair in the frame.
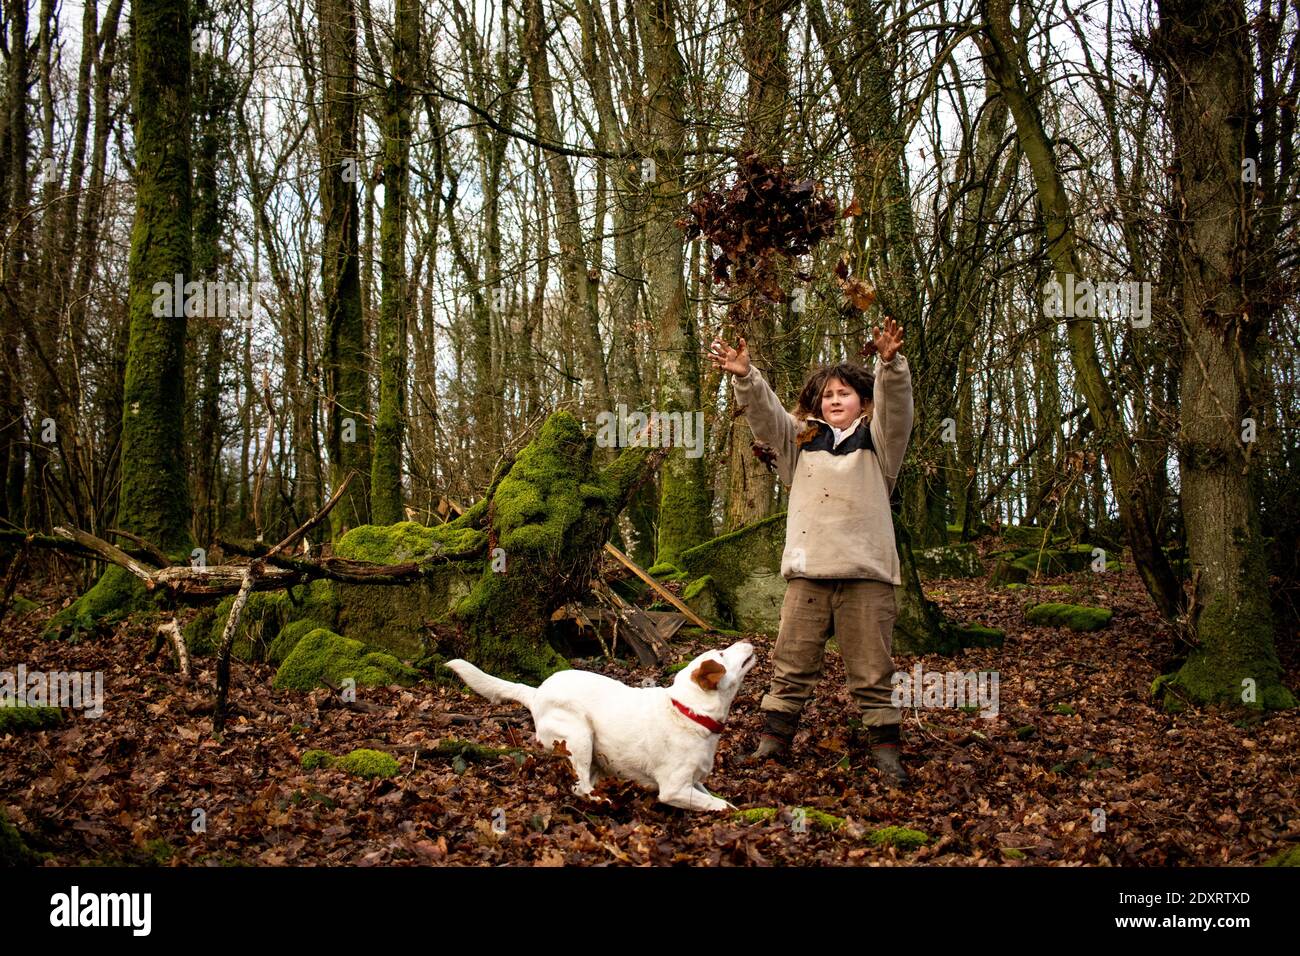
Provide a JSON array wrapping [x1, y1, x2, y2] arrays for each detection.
[[794, 362, 875, 422]]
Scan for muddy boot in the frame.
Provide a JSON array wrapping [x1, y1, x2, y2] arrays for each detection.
[[864, 723, 909, 789], [747, 710, 799, 762]]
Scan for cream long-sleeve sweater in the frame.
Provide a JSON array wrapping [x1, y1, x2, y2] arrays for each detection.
[[731, 354, 915, 584]]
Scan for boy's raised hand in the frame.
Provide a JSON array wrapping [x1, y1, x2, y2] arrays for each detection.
[[873, 317, 905, 363], [709, 336, 751, 377]]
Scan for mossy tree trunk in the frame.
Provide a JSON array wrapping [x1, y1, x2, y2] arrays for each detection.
[[45, 0, 194, 637], [189, 2, 236, 549], [1151, 0, 1295, 712], [442, 411, 663, 682], [320, 0, 371, 537], [722, 0, 786, 532], [368, 0, 415, 524], [636, 0, 712, 567]]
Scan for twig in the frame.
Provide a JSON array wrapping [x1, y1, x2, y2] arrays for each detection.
[[263, 471, 356, 559], [213, 566, 256, 733]]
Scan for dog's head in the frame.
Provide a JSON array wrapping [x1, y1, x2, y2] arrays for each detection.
[[672, 641, 756, 712]]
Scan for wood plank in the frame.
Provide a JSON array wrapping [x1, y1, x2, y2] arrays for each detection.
[[602, 542, 712, 631]]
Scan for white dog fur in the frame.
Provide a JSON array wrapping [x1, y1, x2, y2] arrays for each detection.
[[445, 641, 755, 812]]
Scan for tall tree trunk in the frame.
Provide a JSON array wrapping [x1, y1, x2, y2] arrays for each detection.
[[369, 0, 416, 523], [45, 0, 195, 636], [634, 0, 710, 566], [1150, 0, 1295, 711], [723, 0, 788, 530], [521, 0, 610, 418], [320, 0, 371, 537]]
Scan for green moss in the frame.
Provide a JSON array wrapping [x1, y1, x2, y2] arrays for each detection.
[[186, 578, 341, 662], [335, 520, 486, 564], [678, 512, 785, 597], [10, 594, 38, 614], [335, 748, 400, 778], [143, 837, 175, 864], [868, 826, 930, 850], [1014, 724, 1036, 739], [800, 808, 846, 831], [1000, 847, 1026, 860], [1264, 845, 1300, 867], [273, 628, 420, 691], [42, 564, 159, 640], [952, 623, 1005, 648], [268, 619, 330, 666], [999, 526, 1070, 548], [491, 415, 615, 554], [0, 807, 43, 865], [732, 807, 779, 824], [0, 702, 63, 733], [1051, 703, 1077, 715], [1152, 543, 1297, 714], [301, 749, 333, 770], [732, 806, 844, 830], [1025, 602, 1113, 631], [647, 562, 688, 581]]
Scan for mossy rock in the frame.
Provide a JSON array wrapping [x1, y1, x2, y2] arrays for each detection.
[[999, 525, 1070, 548], [678, 513, 787, 635], [268, 618, 330, 666], [1264, 845, 1300, 867], [332, 520, 485, 658], [42, 563, 162, 640], [273, 628, 420, 691], [1025, 602, 1113, 631], [989, 554, 1029, 586], [0, 702, 63, 734], [914, 544, 985, 580], [9, 594, 39, 615], [868, 826, 930, 850], [186, 578, 341, 662], [680, 575, 724, 625], [951, 623, 1005, 648], [0, 807, 44, 865]]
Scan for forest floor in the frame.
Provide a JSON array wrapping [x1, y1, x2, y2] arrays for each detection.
[[3, 553, 1298, 866]]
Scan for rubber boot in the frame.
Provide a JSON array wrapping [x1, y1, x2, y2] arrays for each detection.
[[865, 723, 909, 789], [747, 710, 799, 762]]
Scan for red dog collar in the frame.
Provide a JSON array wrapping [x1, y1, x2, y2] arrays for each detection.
[[671, 698, 725, 733]]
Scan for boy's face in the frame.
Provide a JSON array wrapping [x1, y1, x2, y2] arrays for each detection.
[[820, 376, 864, 429]]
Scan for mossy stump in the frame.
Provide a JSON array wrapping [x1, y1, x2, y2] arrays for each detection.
[[440, 411, 664, 682]]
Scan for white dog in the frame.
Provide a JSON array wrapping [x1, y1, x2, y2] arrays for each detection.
[[445, 642, 756, 812]]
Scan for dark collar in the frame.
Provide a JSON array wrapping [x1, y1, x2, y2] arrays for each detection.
[[670, 697, 725, 733]]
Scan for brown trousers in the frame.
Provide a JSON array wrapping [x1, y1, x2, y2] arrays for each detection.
[[760, 577, 901, 728]]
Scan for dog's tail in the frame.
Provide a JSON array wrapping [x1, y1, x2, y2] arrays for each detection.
[[445, 659, 538, 710]]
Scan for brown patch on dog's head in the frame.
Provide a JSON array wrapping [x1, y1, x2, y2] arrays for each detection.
[[691, 658, 726, 692]]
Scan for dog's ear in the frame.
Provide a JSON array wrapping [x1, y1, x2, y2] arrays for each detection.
[[691, 658, 726, 692]]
